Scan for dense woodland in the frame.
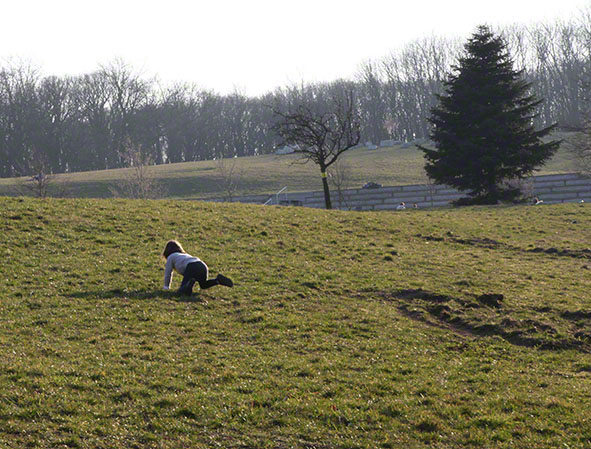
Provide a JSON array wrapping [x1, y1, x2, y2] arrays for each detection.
[[1, 18, 590, 178]]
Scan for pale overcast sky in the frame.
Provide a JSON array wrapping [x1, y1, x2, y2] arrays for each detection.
[[2, 0, 589, 96]]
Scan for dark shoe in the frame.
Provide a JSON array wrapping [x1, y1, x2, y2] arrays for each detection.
[[178, 279, 196, 295], [216, 274, 234, 287]]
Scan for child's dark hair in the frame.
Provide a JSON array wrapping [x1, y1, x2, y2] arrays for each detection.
[[163, 240, 185, 258]]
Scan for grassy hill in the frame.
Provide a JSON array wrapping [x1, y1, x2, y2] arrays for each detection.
[[0, 133, 579, 200], [1, 196, 590, 448]]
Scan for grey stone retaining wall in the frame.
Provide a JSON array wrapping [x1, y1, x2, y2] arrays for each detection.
[[202, 173, 590, 210]]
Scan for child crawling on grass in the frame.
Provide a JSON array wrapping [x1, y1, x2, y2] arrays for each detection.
[[162, 240, 233, 295]]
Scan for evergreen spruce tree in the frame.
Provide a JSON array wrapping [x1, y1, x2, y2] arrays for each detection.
[[420, 25, 561, 204]]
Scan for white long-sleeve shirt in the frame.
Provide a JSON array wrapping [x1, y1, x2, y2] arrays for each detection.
[[163, 252, 201, 289]]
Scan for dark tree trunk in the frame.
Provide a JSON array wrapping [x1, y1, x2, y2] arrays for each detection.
[[321, 170, 332, 209]]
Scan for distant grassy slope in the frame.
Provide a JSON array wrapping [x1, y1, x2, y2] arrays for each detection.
[[0, 132, 578, 199], [1, 197, 590, 448]]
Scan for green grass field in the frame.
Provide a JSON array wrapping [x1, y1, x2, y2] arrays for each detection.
[[1, 196, 590, 448], [0, 134, 579, 200]]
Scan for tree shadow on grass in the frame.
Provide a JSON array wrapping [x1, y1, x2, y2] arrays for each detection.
[[68, 288, 206, 303]]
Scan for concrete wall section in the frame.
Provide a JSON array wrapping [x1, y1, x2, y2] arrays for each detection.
[[201, 173, 590, 210]]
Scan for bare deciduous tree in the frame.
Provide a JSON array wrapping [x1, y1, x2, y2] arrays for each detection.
[[14, 152, 70, 198], [424, 178, 438, 208], [565, 71, 591, 177], [357, 60, 388, 144], [18, 170, 53, 198], [110, 143, 165, 199], [568, 122, 591, 176], [329, 158, 353, 210], [216, 155, 244, 201], [272, 84, 361, 209], [100, 60, 152, 166]]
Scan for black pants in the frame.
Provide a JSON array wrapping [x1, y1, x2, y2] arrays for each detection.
[[179, 261, 218, 294]]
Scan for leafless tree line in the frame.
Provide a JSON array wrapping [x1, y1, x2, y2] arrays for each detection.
[[1, 15, 590, 179], [0, 59, 278, 178], [356, 15, 591, 144]]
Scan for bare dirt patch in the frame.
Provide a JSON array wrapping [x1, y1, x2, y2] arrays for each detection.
[[372, 288, 590, 352], [415, 233, 591, 259]]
